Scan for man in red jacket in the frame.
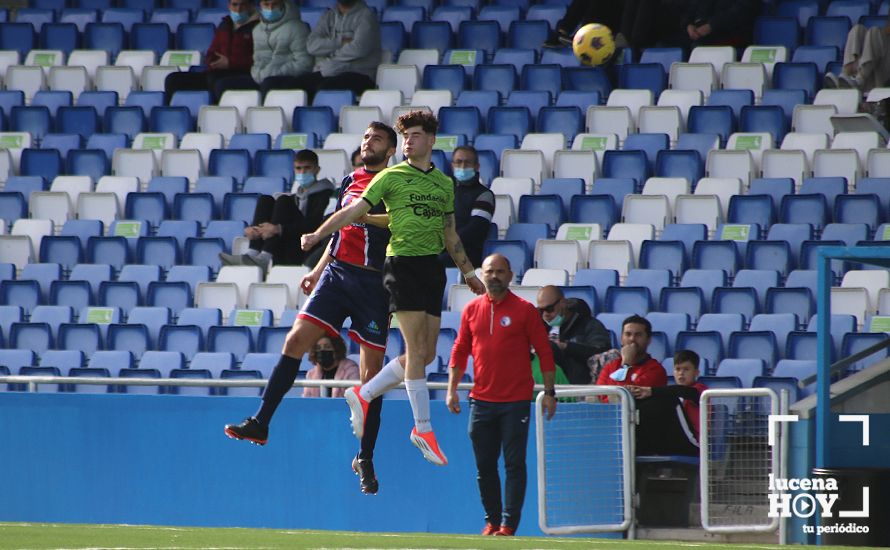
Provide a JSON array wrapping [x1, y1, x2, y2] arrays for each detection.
[[596, 314, 668, 391], [447, 253, 557, 537], [164, 0, 259, 102]]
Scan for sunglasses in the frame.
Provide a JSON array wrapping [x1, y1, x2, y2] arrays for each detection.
[[537, 299, 560, 314]]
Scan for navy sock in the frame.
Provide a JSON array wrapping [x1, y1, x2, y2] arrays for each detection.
[[358, 396, 383, 460], [254, 354, 301, 426]]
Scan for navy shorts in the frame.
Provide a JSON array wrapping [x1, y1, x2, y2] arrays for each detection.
[[382, 255, 446, 317], [298, 260, 389, 351]]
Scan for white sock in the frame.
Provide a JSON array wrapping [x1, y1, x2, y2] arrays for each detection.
[[244, 249, 259, 257], [361, 356, 404, 401], [404, 377, 432, 433]]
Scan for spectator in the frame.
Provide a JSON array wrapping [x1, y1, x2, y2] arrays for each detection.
[[447, 253, 557, 536], [683, 0, 759, 48], [351, 148, 363, 170], [219, 149, 334, 272], [217, 0, 313, 97], [164, 0, 259, 103], [543, 0, 625, 49], [438, 146, 494, 269], [596, 314, 668, 389], [627, 349, 708, 456], [294, 0, 381, 101], [825, 16, 890, 92], [620, 0, 690, 50], [536, 286, 612, 385], [303, 334, 359, 398]]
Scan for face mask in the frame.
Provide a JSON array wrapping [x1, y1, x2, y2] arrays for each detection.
[[317, 350, 336, 369], [261, 7, 283, 22], [294, 172, 316, 187], [229, 10, 248, 23], [453, 167, 475, 182], [610, 365, 629, 382], [545, 314, 563, 328]]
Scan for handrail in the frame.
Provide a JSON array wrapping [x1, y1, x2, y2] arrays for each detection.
[[798, 336, 890, 387]]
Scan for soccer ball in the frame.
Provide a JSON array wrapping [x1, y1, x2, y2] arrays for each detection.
[[572, 23, 616, 67]]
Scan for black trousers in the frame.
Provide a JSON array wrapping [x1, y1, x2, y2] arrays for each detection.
[[249, 194, 304, 265], [164, 69, 252, 104], [635, 394, 699, 456], [557, 0, 624, 35], [468, 399, 531, 531], [290, 71, 376, 102]]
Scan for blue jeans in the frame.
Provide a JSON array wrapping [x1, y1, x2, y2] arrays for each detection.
[[468, 399, 531, 530]]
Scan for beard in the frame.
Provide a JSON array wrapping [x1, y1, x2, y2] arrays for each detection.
[[361, 148, 385, 166], [484, 279, 506, 294]]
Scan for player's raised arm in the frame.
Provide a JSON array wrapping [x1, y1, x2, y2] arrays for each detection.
[[301, 198, 371, 251], [443, 213, 485, 294]]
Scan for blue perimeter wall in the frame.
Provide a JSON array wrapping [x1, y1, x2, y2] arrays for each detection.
[[0, 393, 588, 536]]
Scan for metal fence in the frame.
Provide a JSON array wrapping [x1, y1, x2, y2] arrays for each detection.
[[700, 387, 784, 534], [535, 386, 634, 535]]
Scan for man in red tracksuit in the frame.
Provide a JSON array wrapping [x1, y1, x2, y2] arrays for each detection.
[[597, 314, 668, 390], [447, 253, 557, 537]]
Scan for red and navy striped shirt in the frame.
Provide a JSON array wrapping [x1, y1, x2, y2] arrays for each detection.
[[330, 167, 389, 271]]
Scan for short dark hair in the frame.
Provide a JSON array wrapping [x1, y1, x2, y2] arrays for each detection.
[[351, 147, 362, 164], [622, 314, 651, 336], [452, 145, 478, 164], [673, 349, 700, 369], [295, 149, 319, 166], [308, 334, 347, 365], [395, 110, 438, 135], [367, 120, 397, 148]]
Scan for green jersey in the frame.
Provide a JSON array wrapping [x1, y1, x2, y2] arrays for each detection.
[[361, 161, 455, 257]]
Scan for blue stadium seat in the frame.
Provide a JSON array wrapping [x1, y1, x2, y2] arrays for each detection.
[[84, 22, 125, 58], [712, 286, 758, 322], [229, 133, 270, 161], [149, 106, 192, 140], [424, 65, 467, 100], [256, 325, 288, 354], [134, 236, 179, 272], [745, 240, 793, 278], [33, 91, 73, 118], [697, 313, 745, 350], [574, 269, 617, 307], [184, 237, 224, 274], [102, 7, 144, 32], [42, 134, 84, 162], [605, 286, 652, 315], [623, 133, 669, 172], [0, 23, 36, 58], [88, 349, 134, 373], [39, 237, 83, 272], [170, 90, 211, 123], [16, 365, 63, 392], [17, 8, 54, 33], [504, 223, 548, 254], [171, 194, 213, 228], [748, 178, 793, 212], [728, 194, 775, 234], [706, 89, 754, 120], [177, 22, 214, 51], [619, 63, 666, 97], [739, 105, 788, 144], [773, 62, 820, 101], [687, 105, 734, 146], [411, 20, 453, 51], [778, 195, 828, 235], [540, 178, 583, 213], [842, 332, 889, 373], [30, 304, 73, 338], [12, 107, 52, 146], [537, 106, 583, 144], [96, 281, 139, 316], [458, 20, 500, 61], [222, 192, 259, 225], [194, 176, 235, 216], [733, 268, 780, 311], [760, 89, 807, 125], [131, 23, 172, 57], [640, 240, 686, 280], [506, 90, 550, 116], [124, 193, 167, 231], [729, 329, 779, 368], [569, 194, 617, 231], [508, 19, 548, 52], [158, 323, 202, 361], [517, 194, 564, 237], [254, 150, 294, 185], [21, 264, 61, 304], [475, 64, 517, 100], [0, 192, 28, 228], [0, 281, 40, 317], [379, 21, 406, 59], [59, 8, 98, 33], [58, 322, 101, 355], [771, 359, 817, 396], [126, 91, 165, 121], [432, 5, 472, 34], [177, 307, 220, 339], [821, 223, 868, 246], [150, 8, 190, 32], [654, 149, 703, 182], [21, 148, 61, 182], [209, 149, 250, 185], [49, 279, 92, 312], [562, 66, 611, 97], [754, 16, 800, 53], [519, 64, 561, 99], [556, 90, 601, 112], [806, 16, 850, 53], [206, 325, 252, 362], [482, 239, 530, 277], [676, 133, 719, 161], [382, 5, 424, 33], [715, 358, 765, 388], [39, 22, 78, 54], [660, 286, 707, 324], [438, 106, 482, 142], [602, 149, 649, 186], [792, 45, 840, 74], [10, 322, 53, 356], [292, 106, 335, 147], [835, 194, 882, 234], [104, 107, 145, 142], [0, 90, 24, 125], [474, 133, 517, 161], [85, 235, 129, 273]]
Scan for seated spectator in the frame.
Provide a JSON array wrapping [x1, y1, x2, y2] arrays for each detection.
[[216, 0, 313, 97], [350, 147, 363, 170], [542, 0, 625, 49], [294, 0, 381, 101], [303, 334, 359, 398], [438, 146, 494, 269], [220, 149, 334, 271], [164, 0, 259, 103], [683, 0, 759, 48], [537, 286, 612, 385], [825, 16, 890, 93], [628, 349, 708, 456], [596, 314, 667, 389]]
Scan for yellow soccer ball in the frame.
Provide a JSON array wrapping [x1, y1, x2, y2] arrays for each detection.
[[572, 23, 616, 67]]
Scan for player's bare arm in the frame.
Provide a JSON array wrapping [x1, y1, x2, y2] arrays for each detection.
[[446, 366, 463, 414], [302, 198, 372, 251], [444, 214, 485, 294], [541, 369, 557, 420], [300, 239, 336, 295], [359, 213, 390, 229]]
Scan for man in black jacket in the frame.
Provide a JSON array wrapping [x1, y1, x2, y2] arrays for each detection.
[[536, 285, 612, 385], [438, 146, 494, 269], [220, 149, 335, 273]]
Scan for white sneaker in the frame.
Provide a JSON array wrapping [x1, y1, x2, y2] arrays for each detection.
[[823, 72, 840, 89], [838, 74, 862, 89], [345, 386, 368, 439]]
